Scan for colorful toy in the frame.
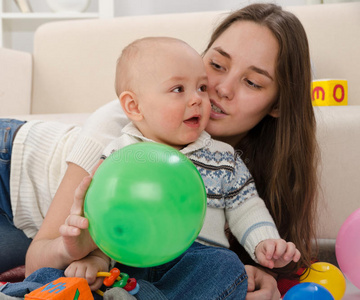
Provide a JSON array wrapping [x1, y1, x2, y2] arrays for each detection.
[[25, 277, 93, 300], [283, 282, 334, 300], [96, 268, 139, 296], [336, 207, 360, 289], [299, 262, 345, 300], [84, 142, 207, 267], [311, 79, 348, 106]]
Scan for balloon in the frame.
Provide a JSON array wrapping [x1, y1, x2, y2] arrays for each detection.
[[84, 142, 207, 267], [283, 282, 334, 300], [299, 262, 346, 300], [336, 207, 360, 289]]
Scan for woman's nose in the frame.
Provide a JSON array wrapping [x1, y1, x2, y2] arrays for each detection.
[[216, 80, 234, 100]]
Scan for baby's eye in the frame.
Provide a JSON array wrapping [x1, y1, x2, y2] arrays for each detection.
[[172, 86, 184, 93], [198, 85, 207, 92]]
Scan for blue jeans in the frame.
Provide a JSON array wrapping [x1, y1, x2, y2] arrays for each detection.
[[0, 243, 247, 299], [0, 119, 31, 273], [118, 242, 248, 300]]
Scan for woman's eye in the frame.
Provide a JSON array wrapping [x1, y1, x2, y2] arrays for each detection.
[[198, 85, 207, 92], [210, 61, 223, 71], [246, 79, 261, 89], [172, 86, 184, 93]]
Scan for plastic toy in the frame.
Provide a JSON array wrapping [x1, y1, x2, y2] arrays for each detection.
[[25, 277, 93, 300], [84, 142, 207, 267], [336, 207, 360, 289], [96, 268, 139, 297], [283, 282, 334, 300], [311, 79, 347, 106], [299, 262, 345, 300]]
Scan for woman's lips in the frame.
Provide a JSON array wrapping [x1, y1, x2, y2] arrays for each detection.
[[210, 101, 227, 119]]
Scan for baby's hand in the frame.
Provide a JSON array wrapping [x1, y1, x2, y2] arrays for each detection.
[[65, 249, 110, 291], [255, 239, 301, 269]]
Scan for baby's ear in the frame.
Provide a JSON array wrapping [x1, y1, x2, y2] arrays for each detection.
[[119, 91, 143, 121]]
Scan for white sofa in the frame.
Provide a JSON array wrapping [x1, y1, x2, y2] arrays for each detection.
[[1, 2, 360, 253]]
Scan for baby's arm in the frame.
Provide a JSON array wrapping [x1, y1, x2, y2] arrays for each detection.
[[255, 239, 301, 269]]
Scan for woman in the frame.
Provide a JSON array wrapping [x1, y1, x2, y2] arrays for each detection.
[[202, 3, 318, 276], [3, 3, 317, 299]]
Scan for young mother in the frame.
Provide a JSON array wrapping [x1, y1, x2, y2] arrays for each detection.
[[8, 3, 317, 299]]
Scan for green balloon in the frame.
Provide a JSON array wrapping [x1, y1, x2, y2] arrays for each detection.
[[84, 142, 207, 267]]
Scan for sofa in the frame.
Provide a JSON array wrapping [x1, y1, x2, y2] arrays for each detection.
[[1, 1, 360, 267]]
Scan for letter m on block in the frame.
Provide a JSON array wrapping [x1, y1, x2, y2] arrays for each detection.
[[312, 86, 325, 100]]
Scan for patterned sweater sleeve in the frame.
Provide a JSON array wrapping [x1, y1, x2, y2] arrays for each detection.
[[225, 154, 280, 262]]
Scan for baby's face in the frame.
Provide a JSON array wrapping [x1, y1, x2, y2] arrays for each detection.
[[137, 42, 210, 149]]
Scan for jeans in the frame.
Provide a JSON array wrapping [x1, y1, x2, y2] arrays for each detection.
[[0, 119, 31, 273], [0, 119, 25, 220], [118, 242, 248, 300], [0, 243, 247, 300]]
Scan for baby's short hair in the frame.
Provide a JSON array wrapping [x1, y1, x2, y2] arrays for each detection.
[[114, 37, 190, 97]]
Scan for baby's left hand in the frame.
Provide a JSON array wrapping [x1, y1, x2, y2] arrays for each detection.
[[255, 239, 301, 269]]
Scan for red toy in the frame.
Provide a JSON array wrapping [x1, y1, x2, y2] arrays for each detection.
[[96, 267, 139, 296]]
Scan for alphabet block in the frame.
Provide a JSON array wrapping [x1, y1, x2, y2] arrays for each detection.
[[311, 79, 348, 106], [25, 277, 93, 300]]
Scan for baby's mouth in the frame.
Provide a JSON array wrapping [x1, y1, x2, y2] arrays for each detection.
[[184, 116, 200, 126]]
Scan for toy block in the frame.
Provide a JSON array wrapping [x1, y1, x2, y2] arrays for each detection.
[[25, 277, 93, 300], [312, 79, 348, 106]]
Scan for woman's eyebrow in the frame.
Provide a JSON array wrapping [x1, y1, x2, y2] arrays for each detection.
[[250, 66, 274, 81], [213, 47, 231, 59], [213, 46, 273, 81]]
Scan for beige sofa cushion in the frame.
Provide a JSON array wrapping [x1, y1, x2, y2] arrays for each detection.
[[31, 2, 360, 114], [0, 48, 32, 115]]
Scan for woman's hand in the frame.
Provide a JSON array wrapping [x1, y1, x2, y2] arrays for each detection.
[[58, 175, 98, 261], [58, 159, 104, 262], [245, 265, 281, 300]]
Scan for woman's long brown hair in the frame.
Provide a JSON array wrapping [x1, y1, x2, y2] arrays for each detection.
[[204, 3, 319, 276]]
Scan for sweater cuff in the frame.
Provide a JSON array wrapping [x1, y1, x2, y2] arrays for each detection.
[[66, 135, 105, 174], [227, 196, 280, 262], [242, 222, 280, 262]]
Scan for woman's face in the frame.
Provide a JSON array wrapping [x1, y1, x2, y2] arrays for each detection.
[[203, 21, 279, 146]]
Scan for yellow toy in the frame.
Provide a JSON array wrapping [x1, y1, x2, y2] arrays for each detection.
[[300, 262, 346, 300], [25, 277, 93, 300], [312, 79, 348, 106]]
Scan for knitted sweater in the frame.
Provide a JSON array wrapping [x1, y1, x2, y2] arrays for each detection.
[[10, 121, 80, 238], [10, 101, 128, 238], [102, 123, 280, 261]]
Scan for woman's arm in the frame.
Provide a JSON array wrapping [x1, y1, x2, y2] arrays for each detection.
[[25, 162, 93, 276], [25, 101, 127, 276]]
